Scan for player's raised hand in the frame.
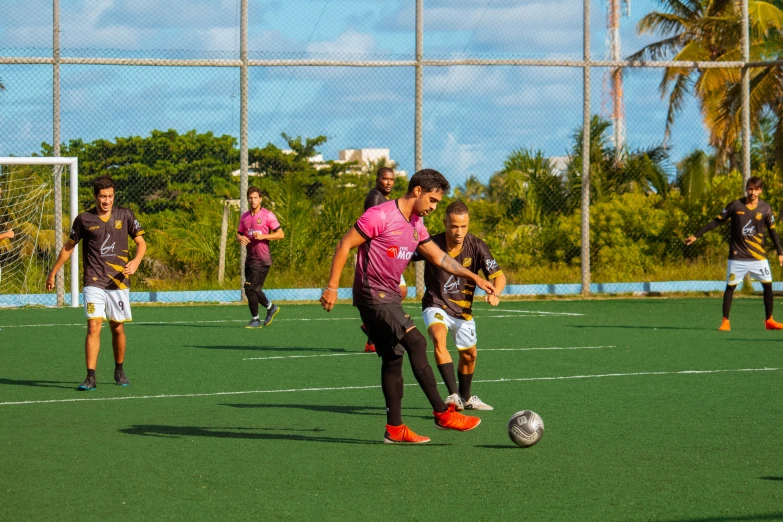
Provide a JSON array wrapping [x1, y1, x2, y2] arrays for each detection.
[[123, 258, 140, 275], [320, 287, 337, 312], [684, 235, 697, 246]]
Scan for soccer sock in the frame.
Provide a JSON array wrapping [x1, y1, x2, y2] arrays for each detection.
[[115, 362, 123, 372], [763, 282, 774, 319], [722, 285, 736, 319], [246, 289, 260, 318], [436, 362, 459, 396], [258, 291, 270, 309], [458, 372, 474, 401], [380, 353, 404, 426], [266, 301, 274, 310], [87, 369, 96, 378], [402, 329, 447, 413]]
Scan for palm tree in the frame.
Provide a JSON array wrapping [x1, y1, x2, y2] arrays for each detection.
[[453, 176, 487, 201], [629, 0, 783, 159]]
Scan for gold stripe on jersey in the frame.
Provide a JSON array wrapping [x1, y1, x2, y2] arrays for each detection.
[[106, 262, 126, 272], [448, 299, 473, 309], [117, 256, 128, 262], [748, 250, 767, 261], [753, 235, 762, 242], [488, 271, 503, 280], [460, 313, 473, 321], [107, 274, 128, 290], [747, 240, 765, 253]]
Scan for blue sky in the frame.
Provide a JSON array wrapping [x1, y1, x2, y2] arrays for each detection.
[[0, 0, 708, 185]]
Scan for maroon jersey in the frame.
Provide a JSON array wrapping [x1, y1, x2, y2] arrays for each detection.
[[421, 233, 502, 320], [353, 199, 430, 306], [237, 208, 281, 266], [68, 207, 144, 290]]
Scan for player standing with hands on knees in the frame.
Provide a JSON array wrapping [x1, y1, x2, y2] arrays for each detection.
[[685, 176, 783, 331], [46, 176, 146, 390], [237, 187, 284, 328], [320, 169, 496, 444]]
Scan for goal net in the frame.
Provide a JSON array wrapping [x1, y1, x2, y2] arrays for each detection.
[[0, 157, 79, 307]]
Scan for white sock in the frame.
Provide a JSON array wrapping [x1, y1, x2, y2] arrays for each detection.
[[252, 316, 259, 320]]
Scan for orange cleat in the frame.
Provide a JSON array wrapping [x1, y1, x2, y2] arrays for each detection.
[[718, 318, 731, 331], [765, 317, 783, 330], [383, 424, 430, 444], [364, 342, 376, 353], [433, 404, 482, 432]]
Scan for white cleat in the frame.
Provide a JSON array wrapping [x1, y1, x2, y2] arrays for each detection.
[[464, 395, 493, 411], [444, 393, 465, 411]]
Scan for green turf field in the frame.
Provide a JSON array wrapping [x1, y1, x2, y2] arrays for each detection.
[[1, 298, 782, 521]]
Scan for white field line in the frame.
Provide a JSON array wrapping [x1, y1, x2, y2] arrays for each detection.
[[0, 367, 778, 407], [494, 309, 585, 316], [0, 317, 357, 328], [242, 345, 618, 361]]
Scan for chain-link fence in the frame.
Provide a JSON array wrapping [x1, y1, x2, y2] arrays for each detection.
[[2, 0, 783, 305]]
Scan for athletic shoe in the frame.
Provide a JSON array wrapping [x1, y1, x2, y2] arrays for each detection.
[[765, 317, 783, 330], [445, 393, 465, 411], [77, 376, 96, 391], [245, 319, 263, 329], [464, 395, 493, 411], [433, 404, 481, 431], [364, 342, 376, 353], [718, 318, 731, 331], [114, 369, 130, 386], [264, 304, 280, 327], [383, 424, 430, 444]]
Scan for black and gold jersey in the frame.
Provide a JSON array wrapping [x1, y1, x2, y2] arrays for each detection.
[[363, 188, 388, 211], [696, 198, 781, 261], [420, 233, 502, 320], [68, 207, 144, 290]]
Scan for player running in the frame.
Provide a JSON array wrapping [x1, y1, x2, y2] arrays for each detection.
[[360, 167, 406, 352], [416, 200, 506, 411], [46, 176, 146, 390], [685, 176, 783, 331], [237, 186, 284, 328], [320, 169, 496, 444]]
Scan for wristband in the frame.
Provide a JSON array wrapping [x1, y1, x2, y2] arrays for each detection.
[[325, 287, 338, 292]]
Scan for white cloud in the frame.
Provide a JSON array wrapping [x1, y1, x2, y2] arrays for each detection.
[[425, 66, 507, 95], [306, 30, 375, 55], [436, 133, 484, 179]]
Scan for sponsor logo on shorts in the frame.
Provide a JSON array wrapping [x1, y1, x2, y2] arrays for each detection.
[[434, 312, 444, 321], [729, 273, 736, 282], [462, 257, 472, 267], [114, 220, 122, 229], [86, 303, 95, 315]]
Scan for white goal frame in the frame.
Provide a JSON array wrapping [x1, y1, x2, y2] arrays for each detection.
[[0, 157, 79, 307]]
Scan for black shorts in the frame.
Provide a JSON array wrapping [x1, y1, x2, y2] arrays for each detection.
[[244, 263, 270, 293], [356, 303, 415, 358]]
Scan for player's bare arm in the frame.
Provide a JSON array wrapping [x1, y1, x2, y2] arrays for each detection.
[[253, 228, 285, 241], [0, 229, 14, 241], [320, 227, 366, 312], [484, 272, 506, 306], [417, 240, 496, 295], [46, 241, 76, 290], [123, 235, 147, 276], [236, 233, 251, 246]]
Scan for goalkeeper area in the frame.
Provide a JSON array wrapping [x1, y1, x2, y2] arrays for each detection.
[[1, 298, 782, 520]]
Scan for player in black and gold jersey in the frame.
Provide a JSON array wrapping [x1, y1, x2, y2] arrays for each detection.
[[686, 176, 783, 331], [416, 200, 506, 410], [47, 176, 146, 390]]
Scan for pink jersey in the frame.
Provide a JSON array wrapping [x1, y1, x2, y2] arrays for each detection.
[[238, 208, 281, 266], [353, 199, 430, 306]]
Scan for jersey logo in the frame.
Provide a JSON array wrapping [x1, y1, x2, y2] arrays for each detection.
[[756, 212, 763, 221], [485, 258, 499, 271], [742, 221, 756, 237], [444, 275, 461, 294], [462, 257, 472, 267], [413, 229, 419, 241], [101, 233, 116, 256], [378, 292, 386, 298], [257, 218, 262, 224], [88, 225, 100, 230], [114, 220, 122, 229], [387, 246, 413, 260], [387, 246, 399, 258], [736, 211, 745, 215]]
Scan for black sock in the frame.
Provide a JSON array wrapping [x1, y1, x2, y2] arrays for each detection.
[[381, 354, 404, 426], [258, 291, 270, 309], [437, 362, 458, 396], [402, 329, 447, 412], [115, 362, 123, 372], [723, 285, 736, 319], [458, 372, 474, 401], [246, 289, 259, 318], [266, 301, 274, 310], [87, 369, 96, 378], [763, 282, 774, 319]]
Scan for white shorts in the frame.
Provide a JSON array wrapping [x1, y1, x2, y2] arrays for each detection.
[[83, 286, 132, 323], [726, 259, 772, 286], [422, 307, 477, 349], [400, 275, 406, 286]]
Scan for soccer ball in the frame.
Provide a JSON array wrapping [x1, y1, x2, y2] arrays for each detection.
[[507, 410, 544, 448]]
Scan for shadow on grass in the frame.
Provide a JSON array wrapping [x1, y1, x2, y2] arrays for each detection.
[[658, 514, 783, 522], [760, 476, 783, 481], [569, 325, 713, 331], [120, 424, 448, 446], [474, 444, 521, 450], [0, 378, 78, 390], [187, 345, 355, 353], [222, 403, 431, 419]]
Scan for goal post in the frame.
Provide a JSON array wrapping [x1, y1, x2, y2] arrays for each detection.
[[0, 157, 79, 307]]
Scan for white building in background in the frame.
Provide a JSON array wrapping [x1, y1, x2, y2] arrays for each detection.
[[232, 147, 406, 177], [548, 156, 570, 178]]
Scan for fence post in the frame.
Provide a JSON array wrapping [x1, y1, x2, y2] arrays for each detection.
[[414, 0, 425, 299], [218, 201, 229, 284], [740, 0, 750, 188], [53, 0, 64, 306], [239, 0, 248, 296], [580, 0, 591, 296]]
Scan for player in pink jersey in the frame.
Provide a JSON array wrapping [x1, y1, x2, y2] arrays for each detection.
[[237, 187, 285, 328], [320, 169, 496, 444]]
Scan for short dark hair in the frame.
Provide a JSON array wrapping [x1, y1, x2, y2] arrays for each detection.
[[747, 176, 763, 190], [407, 168, 450, 195], [247, 186, 262, 198], [376, 167, 394, 179], [93, 175, 115, 195], [446, 200, 469, 217]]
